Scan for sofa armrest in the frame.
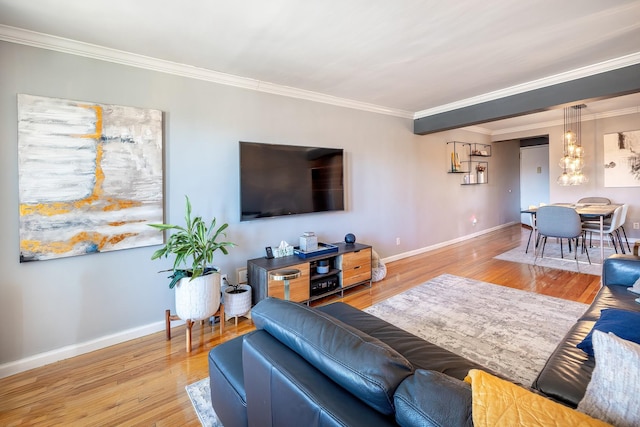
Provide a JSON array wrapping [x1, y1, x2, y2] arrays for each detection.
[[394, 370, 473, 427], [251, 298, 414, 415], [602, 255, 640, 287], [243, 330, 396, 427]]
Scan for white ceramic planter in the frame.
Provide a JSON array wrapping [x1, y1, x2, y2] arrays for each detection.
[[224, 284, 252, 317], [174, 272, 221, 321]]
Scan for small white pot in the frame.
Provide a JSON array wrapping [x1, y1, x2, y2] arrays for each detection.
[[224, 284, 252, 317], [175, 272, 221, 321]]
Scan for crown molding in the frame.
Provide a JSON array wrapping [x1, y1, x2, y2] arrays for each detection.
[[0, 25, 413, 119], [414, 52, 640, 120], [2, 24, 637, 125], [488, 106, 640, 136], [460, 125, 493, 135]]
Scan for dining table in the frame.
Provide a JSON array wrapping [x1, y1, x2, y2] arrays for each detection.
[[521, 203, 621, 264]]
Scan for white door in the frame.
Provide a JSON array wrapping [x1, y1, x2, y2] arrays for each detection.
[[520, 145, 549, 224]]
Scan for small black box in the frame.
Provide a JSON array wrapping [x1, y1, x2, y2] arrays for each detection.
[[310, 277, 339, 297]]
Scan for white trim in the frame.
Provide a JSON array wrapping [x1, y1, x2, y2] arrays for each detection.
[[0, 320, 173, 379], [414, 52, 640, 120], [489, 106, 640, 136], [381, 222, 516, 264], [0, 25, 413, 119], [461, 125, 493, 135]]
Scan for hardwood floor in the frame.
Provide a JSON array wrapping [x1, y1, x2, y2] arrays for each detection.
[[0, 224, 602, 426]]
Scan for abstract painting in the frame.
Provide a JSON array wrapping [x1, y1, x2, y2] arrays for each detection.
[[603, 130, 640, 187], [17, 94, 164, 262]]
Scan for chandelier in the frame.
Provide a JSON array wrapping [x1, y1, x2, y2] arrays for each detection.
[[557, 104, 587, 185]]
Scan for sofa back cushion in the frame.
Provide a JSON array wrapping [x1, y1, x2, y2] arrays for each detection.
[[395, 370, 473, 427], [252, 298, 414, 415]]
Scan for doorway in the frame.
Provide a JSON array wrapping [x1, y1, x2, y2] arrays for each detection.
[[520, 138, 549, 224]]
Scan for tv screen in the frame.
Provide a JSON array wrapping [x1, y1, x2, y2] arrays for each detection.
[[239, 141, 344, 221]]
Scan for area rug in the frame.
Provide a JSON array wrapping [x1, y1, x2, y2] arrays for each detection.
[[185, 378, 223, 427], [364, 273, 588, 386], [494, 237, 617, 275]]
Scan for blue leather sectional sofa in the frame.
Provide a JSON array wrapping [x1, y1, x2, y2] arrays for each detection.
[[208, 254, 640, 426]]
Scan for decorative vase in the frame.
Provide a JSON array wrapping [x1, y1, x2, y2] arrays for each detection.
[[174, 272, 221, 321], [224, 284, 252, 318]]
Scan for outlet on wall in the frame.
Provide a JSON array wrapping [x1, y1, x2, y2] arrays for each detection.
[[396, 237, 401, 245], [236, 267, 248, 284], [220, 273, 228, 287], [633, 222, 640, 230]]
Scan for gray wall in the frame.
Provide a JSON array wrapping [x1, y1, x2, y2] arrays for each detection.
[[0, 40, 518, 371]]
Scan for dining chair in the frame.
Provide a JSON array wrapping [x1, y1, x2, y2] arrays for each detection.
[[582, 205, 624, 254], [524, 205, 536, 253], [577, 197, 611, 205], [616, 204, 631, 252], [534, 205, 590, 270]]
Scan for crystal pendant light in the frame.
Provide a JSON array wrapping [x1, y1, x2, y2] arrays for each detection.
[[557, 105, 588, 186]]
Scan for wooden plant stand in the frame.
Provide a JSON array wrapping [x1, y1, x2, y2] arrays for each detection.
[[165, 304, 224, 352]]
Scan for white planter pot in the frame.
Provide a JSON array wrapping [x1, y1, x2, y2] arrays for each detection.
[[174, 272, 221, 321], [224, 285, 252, 317]]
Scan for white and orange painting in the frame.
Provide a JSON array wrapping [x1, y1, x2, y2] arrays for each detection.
[[17, 94, 164, 262]]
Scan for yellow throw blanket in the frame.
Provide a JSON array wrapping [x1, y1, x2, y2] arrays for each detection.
[[465, 370, 611, 427]]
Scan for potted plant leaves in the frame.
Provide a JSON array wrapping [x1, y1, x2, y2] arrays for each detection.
[[149, 195, 235, 322]]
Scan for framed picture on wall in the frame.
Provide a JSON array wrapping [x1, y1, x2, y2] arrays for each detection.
[[603, 130, 640, 187], [17, 94, 164, 262]]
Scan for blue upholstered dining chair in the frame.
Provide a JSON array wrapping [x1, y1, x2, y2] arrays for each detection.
[[534, 205, 590, 270]]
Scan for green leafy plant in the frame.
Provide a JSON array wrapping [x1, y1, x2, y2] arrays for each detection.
[[149, 196, 235, 288]]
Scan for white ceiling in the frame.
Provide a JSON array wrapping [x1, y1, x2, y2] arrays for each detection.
[[1, 0, 640, 132]]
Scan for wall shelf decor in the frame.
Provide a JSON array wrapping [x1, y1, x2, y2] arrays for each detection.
[[446, 142, 491, 185]]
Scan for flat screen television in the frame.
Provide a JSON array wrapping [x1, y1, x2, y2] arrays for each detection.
[[239, 141, 344, 221]]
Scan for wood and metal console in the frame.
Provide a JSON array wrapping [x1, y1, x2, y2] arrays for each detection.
[[247, 242, 372, 305]]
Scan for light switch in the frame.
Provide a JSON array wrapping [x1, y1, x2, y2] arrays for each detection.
[[537, 166, 542, 174]]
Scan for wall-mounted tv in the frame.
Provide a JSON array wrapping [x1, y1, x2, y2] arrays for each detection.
[[239, 141, 344, 221]]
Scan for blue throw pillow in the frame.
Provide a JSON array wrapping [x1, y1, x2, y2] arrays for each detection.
[[577, 308, 640, 357]]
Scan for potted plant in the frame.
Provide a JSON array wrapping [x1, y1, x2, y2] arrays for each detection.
[[222, 277, 252, 324], [149, 196, 235, 322]]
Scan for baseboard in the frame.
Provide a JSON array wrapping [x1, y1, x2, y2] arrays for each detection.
[[382, 222, 517, 264], [0, 319, 173, 379]]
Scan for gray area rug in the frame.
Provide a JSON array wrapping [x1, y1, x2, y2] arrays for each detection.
[[188, 274, 588, 424], [364, 273, 588, 386], [494, 236, 617, 275], [186, 378, 223, 427]]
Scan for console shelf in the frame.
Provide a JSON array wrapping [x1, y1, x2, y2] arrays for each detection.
[[247, 242, 372, 305]]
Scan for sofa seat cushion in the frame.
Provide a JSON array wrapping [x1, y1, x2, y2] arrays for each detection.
[[251, 298, 414, 415], [394, 370, 473, 427], [318, 302, 490, 381]]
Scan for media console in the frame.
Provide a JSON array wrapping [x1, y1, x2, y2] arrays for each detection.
[[247, 242, 372, 305]]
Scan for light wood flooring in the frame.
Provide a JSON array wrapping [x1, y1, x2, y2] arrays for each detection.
[[0, 224, 602, 426]]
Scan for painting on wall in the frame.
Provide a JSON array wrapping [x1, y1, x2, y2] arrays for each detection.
[[603, 130, 640, 188], [18, 94, 164, 262]]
